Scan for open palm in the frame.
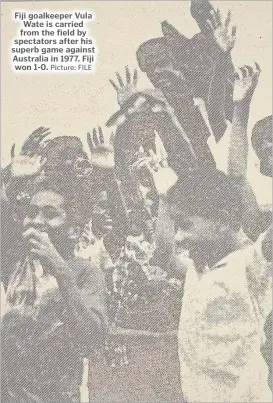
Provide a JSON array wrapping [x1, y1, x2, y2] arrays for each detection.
[[207, 9, 236, 53], [10, 126, 50, 177], [87, 126, 115, 169]]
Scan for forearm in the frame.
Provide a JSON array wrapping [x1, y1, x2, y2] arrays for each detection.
[[228, 100, 264, 239], [227, 101, 250, 178], [153, 197, 175, 270], [207, 52, 231, 140]]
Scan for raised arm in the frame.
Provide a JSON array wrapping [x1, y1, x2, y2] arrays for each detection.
[[87, 126, 130, 258], [109, 66, 138, 107], [5, 127, 50, 202], [206, 8, 237, 140], [131, 133, 182, 275], [227, 63, 264, 240]]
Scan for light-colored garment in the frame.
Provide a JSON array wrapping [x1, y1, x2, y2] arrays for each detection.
[[178, 233, 272, 402]]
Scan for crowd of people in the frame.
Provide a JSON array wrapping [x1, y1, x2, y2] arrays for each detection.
[[1, 1, 272, 402]]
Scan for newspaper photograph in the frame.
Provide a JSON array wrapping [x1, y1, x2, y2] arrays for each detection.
[[1, 0, 272, 402]]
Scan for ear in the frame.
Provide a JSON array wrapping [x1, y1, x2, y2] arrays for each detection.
[[68, 225, 82, 240]]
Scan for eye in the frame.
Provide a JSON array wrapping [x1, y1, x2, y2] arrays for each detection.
[[42, 206, 60, 220], [175, 219, 192, 232], [26, 205, 39, 219]]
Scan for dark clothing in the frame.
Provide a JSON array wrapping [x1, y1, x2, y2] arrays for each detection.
[[2, 257, 107, 402]]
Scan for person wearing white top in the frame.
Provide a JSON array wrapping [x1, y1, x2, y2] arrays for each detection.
[[166, 169, 272, 403]]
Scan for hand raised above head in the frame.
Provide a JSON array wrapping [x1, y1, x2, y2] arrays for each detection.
[[233, 62, 261, 103], [10, 154, 47, 178], [87, 126, 115, 170], [20, 126, 51, 157], [10, 126, 50, 177], [132, 132, 177, 197], [206, 9, 237, 54], [109, 66, 138, 107]]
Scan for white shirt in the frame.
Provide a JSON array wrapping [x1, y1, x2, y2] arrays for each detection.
[[178, 233, 272, 402]]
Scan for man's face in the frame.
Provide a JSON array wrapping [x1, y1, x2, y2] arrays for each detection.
[[23, 190, 68, 245], [146, 61, 184, 93], [171, 207, 221, 265]]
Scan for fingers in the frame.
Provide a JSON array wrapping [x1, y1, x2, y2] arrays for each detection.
[[29, 127, 51, 142], [133, 69, 138, 86], [92, 128, 100, 147], [88, 126, 111, 151], [235, 63, 261, 80], [21, 127, 51, 156], [110, 67, 138, 91], [98, 126, 104, 144], [110, 131, 115, 146], [116, 71, 124, 87], [209, 9, 220, 30], [241, 65, 251, 78], [132, 157, 150, 171], [38, 130, 51, 142], [125, 65, 131, 84], [87, 132, 95, 151], [37, 139, 51, 155], [254, 61, 261, 74], [109, 79, 119, 91], [161, 159, 169, 168], [23, 228, 47, 241], [215, 8, 222, 26], [225, 10, 231, 27], [206, 19, 214, 33], [10, 143, 16, 159], [231, 24, 237, 38]]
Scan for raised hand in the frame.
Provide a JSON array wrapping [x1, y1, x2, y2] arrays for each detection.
[[109, 66, 138, 107], [10, 127, 50, 177], [132, 132, 177, 197], [20, 126, 51, 157], [10, 154, 47, 178], [206, 9, 236, 53], [87, 126, 115, 169], [233, 63, 261, 103]]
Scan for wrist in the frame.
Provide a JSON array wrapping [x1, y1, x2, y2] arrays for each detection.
[[234, 98, 252, 110]]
